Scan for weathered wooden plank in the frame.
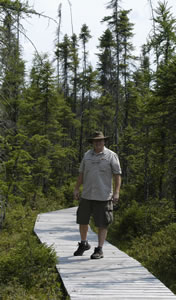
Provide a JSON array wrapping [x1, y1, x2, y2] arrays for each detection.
[[70, 298, 174, 300], [34, 206, 176, 300]]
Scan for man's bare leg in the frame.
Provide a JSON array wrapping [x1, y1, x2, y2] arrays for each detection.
[[98, 227, 107, 247], [79, 224, 89, 241]]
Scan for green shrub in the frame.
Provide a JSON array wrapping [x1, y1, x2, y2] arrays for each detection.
[[108, 199, 175, 250], [108, 201, 147, 249], [0, 235, 56, 287], [0, 204, 67, 299], [127, 223, 176, 294]]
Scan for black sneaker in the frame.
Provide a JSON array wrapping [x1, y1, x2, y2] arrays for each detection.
[[74, 242, 91, 256], [90, 247, 104, 259]]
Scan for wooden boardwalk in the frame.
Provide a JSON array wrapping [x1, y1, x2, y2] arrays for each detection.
[[34, 207, 176, 300]]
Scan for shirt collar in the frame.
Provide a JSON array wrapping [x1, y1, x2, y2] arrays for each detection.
[[92, 146, 107, 155]]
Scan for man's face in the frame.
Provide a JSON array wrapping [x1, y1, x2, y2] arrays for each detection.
[[93, 139, 105, 153]]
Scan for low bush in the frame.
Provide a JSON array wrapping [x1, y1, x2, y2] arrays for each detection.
[[0, 204, 68, 299], [107, 199, 176, 295], [127, 223, 176, 294]]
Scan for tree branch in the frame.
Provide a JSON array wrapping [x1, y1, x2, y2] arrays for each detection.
[[0, 1, 58, 25]]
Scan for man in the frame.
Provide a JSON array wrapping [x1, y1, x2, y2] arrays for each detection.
[[73, 131, 122, 259]]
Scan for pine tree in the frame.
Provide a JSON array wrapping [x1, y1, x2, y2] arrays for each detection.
[[70, 34, 79, 114], [151, 56, 176, 204], [0, 10, 24, 132], [102, 0, 121, 151], [19, 54, 77, 203], [148, 1, 176, 66], [102, 2, 135, 153], [0, 2, 25, 227], [146, 1, 176, 199], [118, 9, 134, 129], [132, 46, 153, 201], [97, 29, 115, 96], [78, 24, 92, 161], [55, 34, 71, 98]]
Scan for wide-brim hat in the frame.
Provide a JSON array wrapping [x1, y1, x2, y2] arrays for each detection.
[[87, 131, 109, 143]]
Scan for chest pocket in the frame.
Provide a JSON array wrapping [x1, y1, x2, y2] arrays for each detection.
[[99, 159, 111, 172], [84, 159, 92, 172]]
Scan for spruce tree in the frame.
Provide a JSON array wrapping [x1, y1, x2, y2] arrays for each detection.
[[102, 0, 121, 151], [19, 54, 77, 204], [146, 1, 176, 199], [55, 34, 71, 98], [0, 2, 25, 226], [78, 24, 92, 161], [70, 34, 79, 114], [97, 29, 115, 96], [148, 1, 176, 66]]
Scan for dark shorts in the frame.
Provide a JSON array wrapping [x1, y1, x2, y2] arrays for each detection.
[[76, 198, 113, 228]]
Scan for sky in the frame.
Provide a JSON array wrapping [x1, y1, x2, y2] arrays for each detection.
[[21, 0, 176, 70]]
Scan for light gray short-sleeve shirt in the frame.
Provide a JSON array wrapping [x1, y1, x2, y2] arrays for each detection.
[[79, 147, 122, 201]]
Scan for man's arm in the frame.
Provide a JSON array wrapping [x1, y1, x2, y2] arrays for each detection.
[[74, 173, 83, 200], [113, 174, 121, 203]]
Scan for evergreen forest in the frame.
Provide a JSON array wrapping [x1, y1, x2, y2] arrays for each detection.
[[0, 0, 176, 298]]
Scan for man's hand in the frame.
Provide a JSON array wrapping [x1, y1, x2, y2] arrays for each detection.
[[74, 173, 83, 200], [113, 174, 121, 204], [112, 192, 120, 211], [74, 188, 80, 200], [112, 191, 120, 204]]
